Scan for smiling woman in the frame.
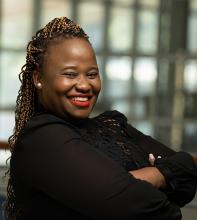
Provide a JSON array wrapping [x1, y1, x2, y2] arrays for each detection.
[[5, 17, 197, 220], [33, 38, 101, 120]]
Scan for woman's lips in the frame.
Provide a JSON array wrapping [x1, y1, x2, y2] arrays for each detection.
[[68, 96, 92, 107]]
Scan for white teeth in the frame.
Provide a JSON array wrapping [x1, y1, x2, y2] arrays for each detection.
[[71, 97, 89, 101]]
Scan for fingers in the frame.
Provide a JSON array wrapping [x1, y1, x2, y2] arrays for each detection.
[[149, 153, 155, 165], [149, 154, 162, 166]]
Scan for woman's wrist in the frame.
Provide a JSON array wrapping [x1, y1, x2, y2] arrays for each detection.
[[129, 167, 166, 189]]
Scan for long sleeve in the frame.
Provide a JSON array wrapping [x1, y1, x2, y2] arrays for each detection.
[[11, 114, 182, 220], [155, 152, 197, 207], [125, 119, 197, 207]]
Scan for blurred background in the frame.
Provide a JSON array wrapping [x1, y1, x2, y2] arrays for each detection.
[[0, 0, 197, 219]]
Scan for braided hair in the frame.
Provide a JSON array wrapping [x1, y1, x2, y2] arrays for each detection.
[[5, 17, 89, 220]]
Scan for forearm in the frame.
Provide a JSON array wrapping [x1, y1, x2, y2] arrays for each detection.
[[129, 167, 166, 189]]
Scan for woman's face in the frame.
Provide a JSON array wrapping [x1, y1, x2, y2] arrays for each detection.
[[34, 38, 101, 121]]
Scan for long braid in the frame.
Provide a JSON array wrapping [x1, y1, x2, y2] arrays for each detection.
[[5, 17, 89, 220]]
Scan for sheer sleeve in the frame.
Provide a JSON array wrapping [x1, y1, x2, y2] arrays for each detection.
[[125, 116, 197, 207], [155, 152, 197, 207], [12, 114, 182, 220]]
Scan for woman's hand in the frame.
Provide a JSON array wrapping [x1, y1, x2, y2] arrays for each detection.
[[129, 154, 166, 189], [149, 153, 156, 165]]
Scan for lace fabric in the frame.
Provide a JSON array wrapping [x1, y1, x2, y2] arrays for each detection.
[[77, 111, 150, 171]]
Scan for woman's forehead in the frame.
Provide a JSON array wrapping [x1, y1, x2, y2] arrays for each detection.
[[45, 38, 95, 59]]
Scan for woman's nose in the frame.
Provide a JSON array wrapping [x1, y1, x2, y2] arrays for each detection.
[[75, 76, 91, 92]]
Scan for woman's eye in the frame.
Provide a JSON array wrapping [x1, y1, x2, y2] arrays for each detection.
[[87, 72, 98, 79], [63, 72, 77, 78]]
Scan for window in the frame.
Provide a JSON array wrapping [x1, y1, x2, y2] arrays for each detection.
[[0, 0, 197, 155], [108, 5, 134, 52], [41, 0, 71, 27], [0, 0, 33, 142], [78, 1, 104, 51]]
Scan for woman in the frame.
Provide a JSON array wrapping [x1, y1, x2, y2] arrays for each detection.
[[5, 17, 197, 220]]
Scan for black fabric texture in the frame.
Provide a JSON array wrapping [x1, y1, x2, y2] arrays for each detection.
[[10, 110, 197, 219]]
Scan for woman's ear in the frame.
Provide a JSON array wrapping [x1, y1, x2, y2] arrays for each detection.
[[33, 71, 42, 89]]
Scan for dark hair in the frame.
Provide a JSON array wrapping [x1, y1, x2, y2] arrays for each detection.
[[5, 17, 89, 220]]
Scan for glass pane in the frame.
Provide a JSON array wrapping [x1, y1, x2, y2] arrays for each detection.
[[182, 123, 197, 152], [106, 56, 132, 98], [184, 60, 197, 93], [78, 2, 104, 51], [111, 0, 135, 4], [187, 14, 197, 53], [139, 0, 159, 8], [154, 124, 171, 147], [111, 99, 147, 119], [0, 111, 15, 141], [0, 52, 24, 106], [155, 95, 172, 117], [132, 121, 154, 136], [190, 0, 197, 11], [1, 0, 32, 48], [126, 99, 147, 118], [159, 13, 171, 53], [108, 6, 133, 52], [0, 150, 10, 166], [134, 58, 157, 95], [111, 100, 131, 115], [41, 0, 71, 27], [106, 56, 132, 80], [130, 100, 147, 118], [157, 59, 169, 93], [137, 10, 159, 53], [184, 94, 197, 117]]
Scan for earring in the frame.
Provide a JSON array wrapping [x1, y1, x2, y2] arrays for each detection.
[[36, 82, 42, 89]]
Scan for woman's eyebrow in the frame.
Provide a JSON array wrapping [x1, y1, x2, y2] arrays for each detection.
[[89, 67, 99, 71], [60, 66, 99, 71], [60, 65, 77, 70]]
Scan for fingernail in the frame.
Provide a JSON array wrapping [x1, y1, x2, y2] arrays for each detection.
[[149, 153, 154, 159]]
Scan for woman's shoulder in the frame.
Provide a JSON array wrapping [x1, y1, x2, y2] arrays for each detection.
[[21, 113, 65, 132], [93, 110, 128, 124], [19, 113, 80, 142], [28, 112, 81, 128]]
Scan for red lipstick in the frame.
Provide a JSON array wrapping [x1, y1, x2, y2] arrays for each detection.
[[69, 99, 91, 107], [68, 94, 92, 107]]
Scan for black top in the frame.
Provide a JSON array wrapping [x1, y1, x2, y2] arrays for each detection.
[[10, 111, 197, 220]]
